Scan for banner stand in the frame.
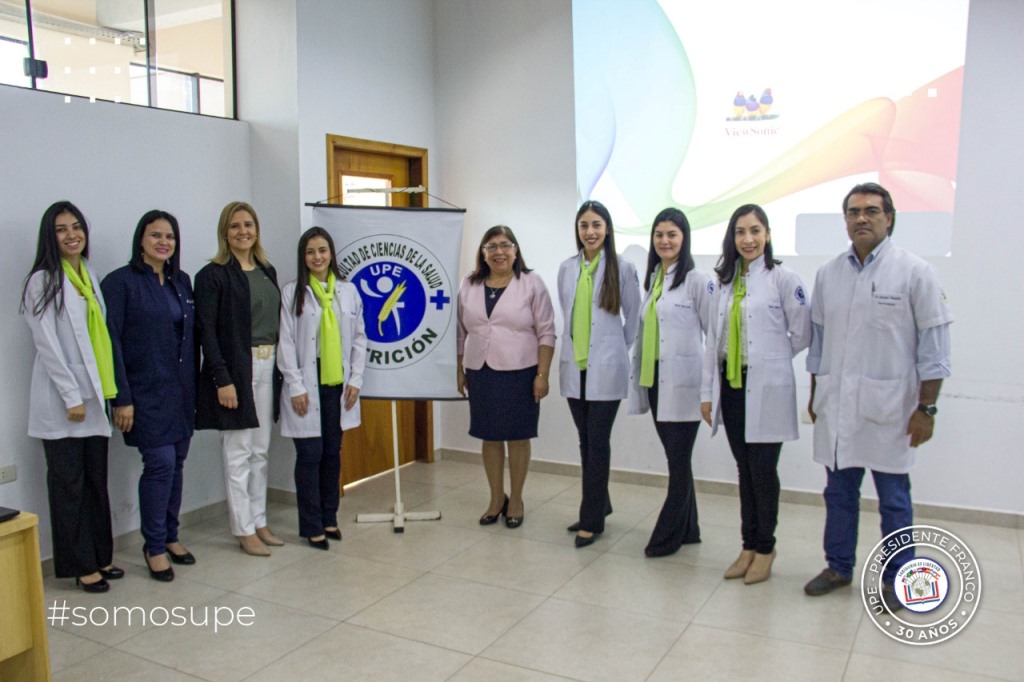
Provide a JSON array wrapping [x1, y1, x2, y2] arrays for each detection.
[[355, 400, 441, 532]]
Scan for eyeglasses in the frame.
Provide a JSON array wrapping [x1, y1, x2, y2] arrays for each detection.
[[482, 242, 517, 253], [845, 207, 886, 220]]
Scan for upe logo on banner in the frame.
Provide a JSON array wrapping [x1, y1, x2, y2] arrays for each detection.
[[336, 234, 453, 369]]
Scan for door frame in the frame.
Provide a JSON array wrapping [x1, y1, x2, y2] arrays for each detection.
[[326, 134, 428, 208]]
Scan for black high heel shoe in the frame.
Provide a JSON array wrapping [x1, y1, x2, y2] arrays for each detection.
[[143, 550, 175, 582], [166, 546, 196, 565], [505, 500, 524, 528], [574, 531, 601, 548], [479, 495, 509, 525], [324, 528, 342, 541], [99, 565, 125, 580], [75, 575, 110, 593], [307, 537, 330, 550]]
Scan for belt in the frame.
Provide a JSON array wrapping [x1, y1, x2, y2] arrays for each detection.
[[253, 344, 275, 360]]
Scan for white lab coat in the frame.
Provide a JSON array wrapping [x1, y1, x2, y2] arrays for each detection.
[[627, 264, 712, 422], [24, 267, 113, 439], [557, 252, 641, 400], [810, 242, 953, 473], [277, 279, 367, 437], [701, 259, 811, 442]]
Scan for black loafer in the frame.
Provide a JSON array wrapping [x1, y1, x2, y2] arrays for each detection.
[[324, 528, 342, 541], [881, 583, 904, 612], [166, 547, 196, 565], [76, 576, 110, 593], [99, 565, 125, 580], [804, 568, 852, 596]]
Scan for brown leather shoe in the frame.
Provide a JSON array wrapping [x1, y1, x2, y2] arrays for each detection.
[[744, 550, 776, 584], [724, 549, 756, 579], [804, 568, 852, 596], [255, 526, 285, 546], [238, 534, 271, 556]]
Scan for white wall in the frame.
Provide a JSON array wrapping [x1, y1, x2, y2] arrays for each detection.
[[0, 85, 250, 558], [294, 0, 438, 219], [250, 0, 440, 491], [433, 0, 1024, 516], [234, 0, 302, 491]]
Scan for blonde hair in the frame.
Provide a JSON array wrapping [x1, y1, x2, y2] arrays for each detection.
[[211, 201, 270, 266]]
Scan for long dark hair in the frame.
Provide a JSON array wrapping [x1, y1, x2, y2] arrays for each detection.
[[575, 200, 621, 314], [20, 201, 91, 316], [714, 204, 780, 285], [468, 225, 533, 284], [294, 227, 343, 316], [644, 207, 695, 292], [130, 210, 182, 276]]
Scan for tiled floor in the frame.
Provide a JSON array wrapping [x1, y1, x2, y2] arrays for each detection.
[[45, 460, 1024, 681]]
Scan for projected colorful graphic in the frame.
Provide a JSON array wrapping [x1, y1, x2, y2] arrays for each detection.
[[573, 0, 970, 254]]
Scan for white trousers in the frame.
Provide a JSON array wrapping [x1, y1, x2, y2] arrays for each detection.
[[222, 351, 275, 536]]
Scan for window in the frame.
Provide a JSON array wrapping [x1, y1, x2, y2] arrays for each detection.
[[0, 0, 234, 118]]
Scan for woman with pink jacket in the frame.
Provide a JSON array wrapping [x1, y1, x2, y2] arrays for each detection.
[[457, 225, 556, 529]]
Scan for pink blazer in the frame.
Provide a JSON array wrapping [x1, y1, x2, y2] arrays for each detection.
[[457, 271, 556, 371]]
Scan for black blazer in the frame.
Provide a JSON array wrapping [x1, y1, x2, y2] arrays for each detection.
[[194, 257, 282, 430]]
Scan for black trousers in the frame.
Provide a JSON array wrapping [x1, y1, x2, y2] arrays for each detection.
[[567, 371, 619, 534], [720, 369, 782, 554], [43, 436, 114, 578], [646, 374, 701, 554]]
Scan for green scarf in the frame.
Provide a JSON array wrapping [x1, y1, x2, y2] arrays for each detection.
[[572, 251, 602, 369], [61, 259, 117, 399], [639, 265, 664, 388], [726, 269, 746, 389], [309, 273, 344, 386]]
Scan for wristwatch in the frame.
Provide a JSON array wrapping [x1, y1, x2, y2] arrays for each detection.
[[917, 403, 938, 417]]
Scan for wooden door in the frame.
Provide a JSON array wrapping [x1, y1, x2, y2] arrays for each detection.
[[326, 135, 433, 488]]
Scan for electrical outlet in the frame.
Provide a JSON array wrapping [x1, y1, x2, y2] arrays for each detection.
[[0, 464, 16, 484]]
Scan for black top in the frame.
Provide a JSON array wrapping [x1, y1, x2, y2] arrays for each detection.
[[194, 257, 282, 430], [485, 285, 506, 318]]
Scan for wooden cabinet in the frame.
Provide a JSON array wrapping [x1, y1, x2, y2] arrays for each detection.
[[0, 512, 51, 681]]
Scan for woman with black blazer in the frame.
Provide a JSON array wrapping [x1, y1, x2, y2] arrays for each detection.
[[102, 210, 197, 582], [195, 202, 282, 556], [557, 200, 640, 548], [21, 201, 123, 593]]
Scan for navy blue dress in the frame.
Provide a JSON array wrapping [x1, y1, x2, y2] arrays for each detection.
[[101, 264, 196, 448]]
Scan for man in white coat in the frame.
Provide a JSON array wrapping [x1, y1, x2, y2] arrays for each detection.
[[803, 183, 952, 609]]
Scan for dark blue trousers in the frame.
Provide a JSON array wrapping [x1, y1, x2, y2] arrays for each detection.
[[293, 382, 344, 538], [138, 438, 190, 557]]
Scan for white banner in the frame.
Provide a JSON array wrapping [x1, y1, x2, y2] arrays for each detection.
[[310, 205, 464, 400]]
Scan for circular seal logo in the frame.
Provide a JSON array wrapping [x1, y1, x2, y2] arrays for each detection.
[[335, 234, 454, 370], [861, 525, 981, 645]]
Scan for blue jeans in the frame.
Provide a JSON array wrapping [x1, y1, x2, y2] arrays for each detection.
[[824, 466, 913, 584], [293, 382, 343, 538], [138, 438, 191, 557]]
